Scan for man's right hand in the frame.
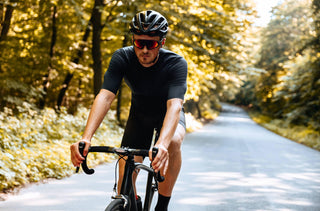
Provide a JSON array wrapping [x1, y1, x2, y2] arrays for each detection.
[[70, 140, 91, 167]]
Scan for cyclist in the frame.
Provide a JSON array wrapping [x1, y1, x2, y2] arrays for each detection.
[[70, 10, 187, 211]]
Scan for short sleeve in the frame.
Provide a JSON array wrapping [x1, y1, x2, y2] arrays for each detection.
[[167, 57, 188, 100], [101, 49, 125, 94]]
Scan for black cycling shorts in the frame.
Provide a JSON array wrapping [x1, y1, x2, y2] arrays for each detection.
[[121, 108, 186, 150]]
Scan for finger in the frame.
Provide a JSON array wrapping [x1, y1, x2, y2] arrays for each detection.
[[70, 144, 78, 166], [152, 153, 163, 169], [83, 140, 91, 157], [153, 153, 167, 172], [70, 142, 85, 167], [149, 150, 153, 161], [154, 144, 167, 160]]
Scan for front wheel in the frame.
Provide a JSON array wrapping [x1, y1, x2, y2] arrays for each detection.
[[105, 198, 129, 211]]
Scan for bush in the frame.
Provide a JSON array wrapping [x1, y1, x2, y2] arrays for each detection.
[[0, 102, 209, 193], [0, 103, 123, 192], [249, 111, 320, 151]]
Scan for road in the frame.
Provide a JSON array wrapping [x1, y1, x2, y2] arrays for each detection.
[[1, 104, 320, 211]]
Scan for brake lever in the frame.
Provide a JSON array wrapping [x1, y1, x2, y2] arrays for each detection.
[[152, 147, 165, 182]]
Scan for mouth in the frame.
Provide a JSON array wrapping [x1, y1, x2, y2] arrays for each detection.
[[141, 53, 150, 57]]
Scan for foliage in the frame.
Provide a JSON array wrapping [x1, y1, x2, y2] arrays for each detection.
[[0, 103, 123, 192], [249, 111, 320, 151], [5, 0, 320, 193], [185, 112, 203, 132], [0, 0, 257, 115], [237, 0, 320, 133], [0, 100, 208, 192]]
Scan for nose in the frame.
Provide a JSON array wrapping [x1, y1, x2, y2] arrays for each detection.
[[142, 45, 148, 53]]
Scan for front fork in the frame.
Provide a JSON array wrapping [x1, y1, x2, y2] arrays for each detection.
[[143, 170, 158, 211]]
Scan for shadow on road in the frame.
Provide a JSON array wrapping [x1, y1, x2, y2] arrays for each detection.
[[171, 104, 320, 211], [1, 104, 320, 211]]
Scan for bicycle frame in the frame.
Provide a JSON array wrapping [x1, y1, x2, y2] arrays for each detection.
[[77, 143, 163, 211], [120, 153, 157, 211]]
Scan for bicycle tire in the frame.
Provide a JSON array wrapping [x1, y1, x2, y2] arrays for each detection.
[[105, 198, 129, 211]]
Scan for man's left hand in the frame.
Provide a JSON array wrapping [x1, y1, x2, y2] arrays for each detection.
[[150, 144, 169, 175]]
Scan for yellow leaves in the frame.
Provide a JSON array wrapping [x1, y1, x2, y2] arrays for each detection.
[[170, 16, 179, 25], [249, 111, 320, 151], [0, 105, 123, 192], [185, 112, 203, 132]]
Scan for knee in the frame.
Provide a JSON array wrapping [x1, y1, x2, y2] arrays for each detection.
[[168, 138, 181, 154]]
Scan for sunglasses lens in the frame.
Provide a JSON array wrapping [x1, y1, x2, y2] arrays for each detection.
[[146, 40, 159, 49], [134, 40, 144, 49], [134, 40, 159, 50]]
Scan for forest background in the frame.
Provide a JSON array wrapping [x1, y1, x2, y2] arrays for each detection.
[[0, 0, 319, 192]]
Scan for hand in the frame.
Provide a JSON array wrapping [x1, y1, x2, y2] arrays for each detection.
[[70, 140, 91, 167], [149, 144, 169, 175]]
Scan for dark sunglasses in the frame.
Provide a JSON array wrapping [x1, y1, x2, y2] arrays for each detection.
[[133, 39, 162, 50]]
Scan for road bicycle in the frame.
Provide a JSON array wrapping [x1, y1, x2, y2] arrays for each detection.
[[76, 142, 164, 211]]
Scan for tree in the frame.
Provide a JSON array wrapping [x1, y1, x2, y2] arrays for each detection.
[[240, 0, 320, 130], [39, 5, 57, 109], [0, 0, 15, 41], [253, 0, 314, 116], [0, 0, 257, 119]]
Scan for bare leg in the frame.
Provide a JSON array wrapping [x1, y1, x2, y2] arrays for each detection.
[[158, 124, 185, 196], [117, 156, 143, 194]]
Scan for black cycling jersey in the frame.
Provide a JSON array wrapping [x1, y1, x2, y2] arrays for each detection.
[[102, 46, 188, 116], [102, 46, 188, 149]]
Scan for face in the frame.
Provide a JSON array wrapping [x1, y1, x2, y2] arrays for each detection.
[[133, 34, 165, 67]]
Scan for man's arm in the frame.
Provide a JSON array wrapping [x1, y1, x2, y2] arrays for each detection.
[[151, 98, 183, 173], [70, 89, 116, 167]]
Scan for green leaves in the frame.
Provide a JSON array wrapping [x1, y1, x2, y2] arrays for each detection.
[[238, 0, 320, 149], [0, 104, 123, 192]]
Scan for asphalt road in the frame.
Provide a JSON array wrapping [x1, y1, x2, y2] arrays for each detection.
[[1, 104, 320, 211]]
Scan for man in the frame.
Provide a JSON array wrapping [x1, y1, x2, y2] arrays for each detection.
[[70, 10, 187, 211]]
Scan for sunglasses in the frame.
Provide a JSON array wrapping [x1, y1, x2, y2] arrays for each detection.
[[133, 39, 162, 50]]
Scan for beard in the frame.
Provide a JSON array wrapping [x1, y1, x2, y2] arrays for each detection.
[[138, 53, 159, 66]]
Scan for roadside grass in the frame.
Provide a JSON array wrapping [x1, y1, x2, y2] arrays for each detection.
[[0, 104, 123, 193], [249, 111, 320, 151], [8, 104, 315, 194], [0, 104, 208, 194]]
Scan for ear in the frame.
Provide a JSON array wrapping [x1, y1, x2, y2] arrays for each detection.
[[161, 38, 166, 46]]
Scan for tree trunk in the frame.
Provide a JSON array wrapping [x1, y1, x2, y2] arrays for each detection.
[[0, 1, 15, 73], [56, 21, 92, 110], [39, 5, 57, 109], [91, 0, 103, 96], [116, 32, 131, 125], [0, 2, 15, 41], [195, 101, 203, 119], [116, 1, 133, 124]]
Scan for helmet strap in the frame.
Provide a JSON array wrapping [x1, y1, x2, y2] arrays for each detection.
[[152, 53, 159, 64]]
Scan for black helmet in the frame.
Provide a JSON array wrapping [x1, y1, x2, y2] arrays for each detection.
[[130, 10, 168, 38]]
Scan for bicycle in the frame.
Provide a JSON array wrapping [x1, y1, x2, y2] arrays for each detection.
[[76, 142, 165, 211]]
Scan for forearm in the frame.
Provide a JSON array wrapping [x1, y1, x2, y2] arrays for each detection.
[[82, 89, 116, 142], [157, 98, 183, 148]]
